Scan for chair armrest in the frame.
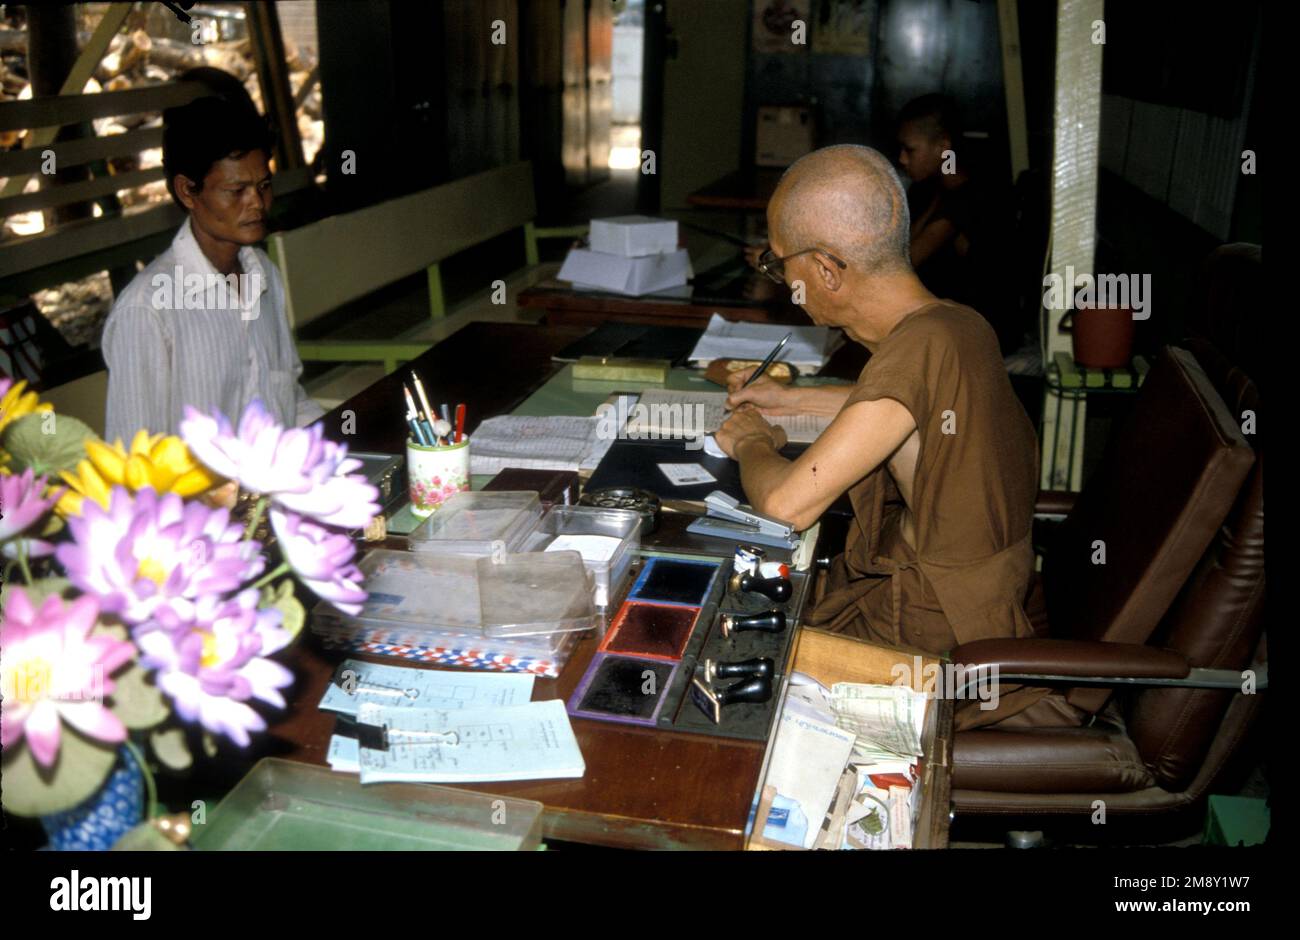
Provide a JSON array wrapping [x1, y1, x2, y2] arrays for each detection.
[[950, 638, 1190, 681], [1034, 489, 1077, 516]]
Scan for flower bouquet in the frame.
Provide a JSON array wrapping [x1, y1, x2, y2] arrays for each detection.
[[0, 379, 378, 848]]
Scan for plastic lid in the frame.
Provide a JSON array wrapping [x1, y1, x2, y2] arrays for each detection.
[[409, 490, 543, 556], [317, 549, 597, 638]]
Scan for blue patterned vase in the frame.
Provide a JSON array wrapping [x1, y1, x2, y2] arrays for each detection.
[[40, 746, 144, 851]]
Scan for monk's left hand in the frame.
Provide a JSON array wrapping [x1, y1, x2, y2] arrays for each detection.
[[716, 404, 787, 458]]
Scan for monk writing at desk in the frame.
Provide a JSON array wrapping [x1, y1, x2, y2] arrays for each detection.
[[715, 145, 1040, 729]]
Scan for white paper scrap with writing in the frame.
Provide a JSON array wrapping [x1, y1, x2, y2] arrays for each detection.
[[658, 463, 717, 486], [829, 683, 927, 764], [319, 659, 535, 717], [356, 700, 585, 784]]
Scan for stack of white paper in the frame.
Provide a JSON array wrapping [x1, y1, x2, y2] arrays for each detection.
[[687, 314, 844, 373], [589, 215, 679, 256], [558, 215, 691, 296]]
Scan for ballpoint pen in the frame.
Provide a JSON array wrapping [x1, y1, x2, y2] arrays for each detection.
[[739, 331, 792, 391], [403, 387, 432, 445], [411, 372, 437, 432]]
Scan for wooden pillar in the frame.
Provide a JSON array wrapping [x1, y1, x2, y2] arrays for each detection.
[[246, 0, 305, 172], [26, 2, 93, 226]]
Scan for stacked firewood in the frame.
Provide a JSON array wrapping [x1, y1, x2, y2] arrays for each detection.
[[2, 5, 323, 349]]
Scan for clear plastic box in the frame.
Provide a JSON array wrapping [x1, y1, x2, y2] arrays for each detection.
[[409, 490, 543, 557], [191, 758, 544, 851], [522, 505, 641, 611], [312, 549, 598, 640]]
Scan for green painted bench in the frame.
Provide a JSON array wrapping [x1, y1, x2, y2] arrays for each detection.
[[268, 160, 584, 375]]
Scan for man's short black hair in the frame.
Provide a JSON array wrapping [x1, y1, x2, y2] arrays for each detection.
[[897, 93, 962, 143], [162, 95, 272, 203]]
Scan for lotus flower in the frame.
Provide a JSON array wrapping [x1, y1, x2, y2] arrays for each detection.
[[135, 588, 294, 747], [179, 399, 328, 497], [56, 430, 221, 516], [0, 468, 61, 552], [270, 508, 367, 615], [180, 400, 380, 529], [56, 486, 263, 628], [0, 589, 133, 767]]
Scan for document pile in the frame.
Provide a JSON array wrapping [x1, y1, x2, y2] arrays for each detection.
[[558, 215, 692, 296], [758, 676, 927, 850], [467, 415, 615, 475], [687, 314, 844, 374], [319, 660, 585, 784]]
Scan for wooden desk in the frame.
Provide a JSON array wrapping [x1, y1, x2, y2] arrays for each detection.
[[267, 321, 800, 849], [687, 167, 785, 211], [312, 321, 589, 451]]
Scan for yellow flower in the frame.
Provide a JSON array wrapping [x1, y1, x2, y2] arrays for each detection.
[[56, 429, 222, 516], [0, 378, 53, 438], [0, 379, 54, 472]]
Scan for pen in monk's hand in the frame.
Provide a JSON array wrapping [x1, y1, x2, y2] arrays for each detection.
[[739, 332, 792, 391]]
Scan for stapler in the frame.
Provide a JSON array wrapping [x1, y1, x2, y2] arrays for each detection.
[[685, 491, 799, 551]]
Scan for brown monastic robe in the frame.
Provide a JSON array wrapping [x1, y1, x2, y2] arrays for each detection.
[[804, 302, 1047, 729]]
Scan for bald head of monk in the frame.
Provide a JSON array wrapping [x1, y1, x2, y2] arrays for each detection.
[[767, 144, 927, 343]]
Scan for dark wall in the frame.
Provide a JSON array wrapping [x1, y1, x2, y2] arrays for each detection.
[[743, 0, 1014, 178], [317, 0, 443, 211], [317, 0, 613, 220]]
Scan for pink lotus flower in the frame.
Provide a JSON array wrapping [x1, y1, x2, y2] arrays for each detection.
[[269, 508, 367, 615], [56, 487, 263, 628], [0, 589, 133, 767], [0, 468, 61, 547], [180, 399, 379, 528], [136, 588, 293, 747]]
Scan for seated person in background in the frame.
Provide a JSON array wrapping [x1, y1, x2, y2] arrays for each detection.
[[716, 145, 1042, 728], [102, 95, 323, 446], [897, 94, 1018, 354]]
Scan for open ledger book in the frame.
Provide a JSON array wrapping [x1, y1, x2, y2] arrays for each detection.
[[625, 388, 833, 444]]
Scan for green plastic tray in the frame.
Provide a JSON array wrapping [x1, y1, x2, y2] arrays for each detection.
[[192, 758, 544, 851]]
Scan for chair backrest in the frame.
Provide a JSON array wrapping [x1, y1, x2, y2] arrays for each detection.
[[1042, 345, 1256, 713], [1123, 342, 1265, 791], [270, 161, 537, 330]]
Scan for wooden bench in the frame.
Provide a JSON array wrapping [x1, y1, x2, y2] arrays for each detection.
[[269, 160, 585, 375]]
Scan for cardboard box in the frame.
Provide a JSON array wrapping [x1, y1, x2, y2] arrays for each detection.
[[588, 215, 679, 257], [558, 247, 692, 296], [746, 629, 953, 850], [755, 105, 815, 168]]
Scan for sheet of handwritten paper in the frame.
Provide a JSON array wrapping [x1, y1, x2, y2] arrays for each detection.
[[356, 700, 585, 784], [319, 659, 535, 717]]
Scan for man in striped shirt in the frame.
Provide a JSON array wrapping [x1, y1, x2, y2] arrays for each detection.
[[103, 96, 323, 445]]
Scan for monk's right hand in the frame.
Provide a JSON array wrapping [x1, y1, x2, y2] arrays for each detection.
[[726, 369, 800, 415]]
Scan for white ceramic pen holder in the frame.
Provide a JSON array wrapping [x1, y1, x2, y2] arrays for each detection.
[[406, 436, 471, 517]]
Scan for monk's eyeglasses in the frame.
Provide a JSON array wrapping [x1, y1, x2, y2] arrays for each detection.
[[756, 247, 848, 284]]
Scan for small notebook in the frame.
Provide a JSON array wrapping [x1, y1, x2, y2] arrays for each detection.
[[357, 700, 586, 784], [627, 388, 833, 444]]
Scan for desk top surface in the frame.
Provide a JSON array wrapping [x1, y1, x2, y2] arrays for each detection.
[[274, 320, 808, 849]]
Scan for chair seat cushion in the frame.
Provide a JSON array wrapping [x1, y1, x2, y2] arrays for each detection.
[[954, 727, 1156, 793]]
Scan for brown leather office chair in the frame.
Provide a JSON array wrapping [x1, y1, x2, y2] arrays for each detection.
[[947, 336, 1265, 843]]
